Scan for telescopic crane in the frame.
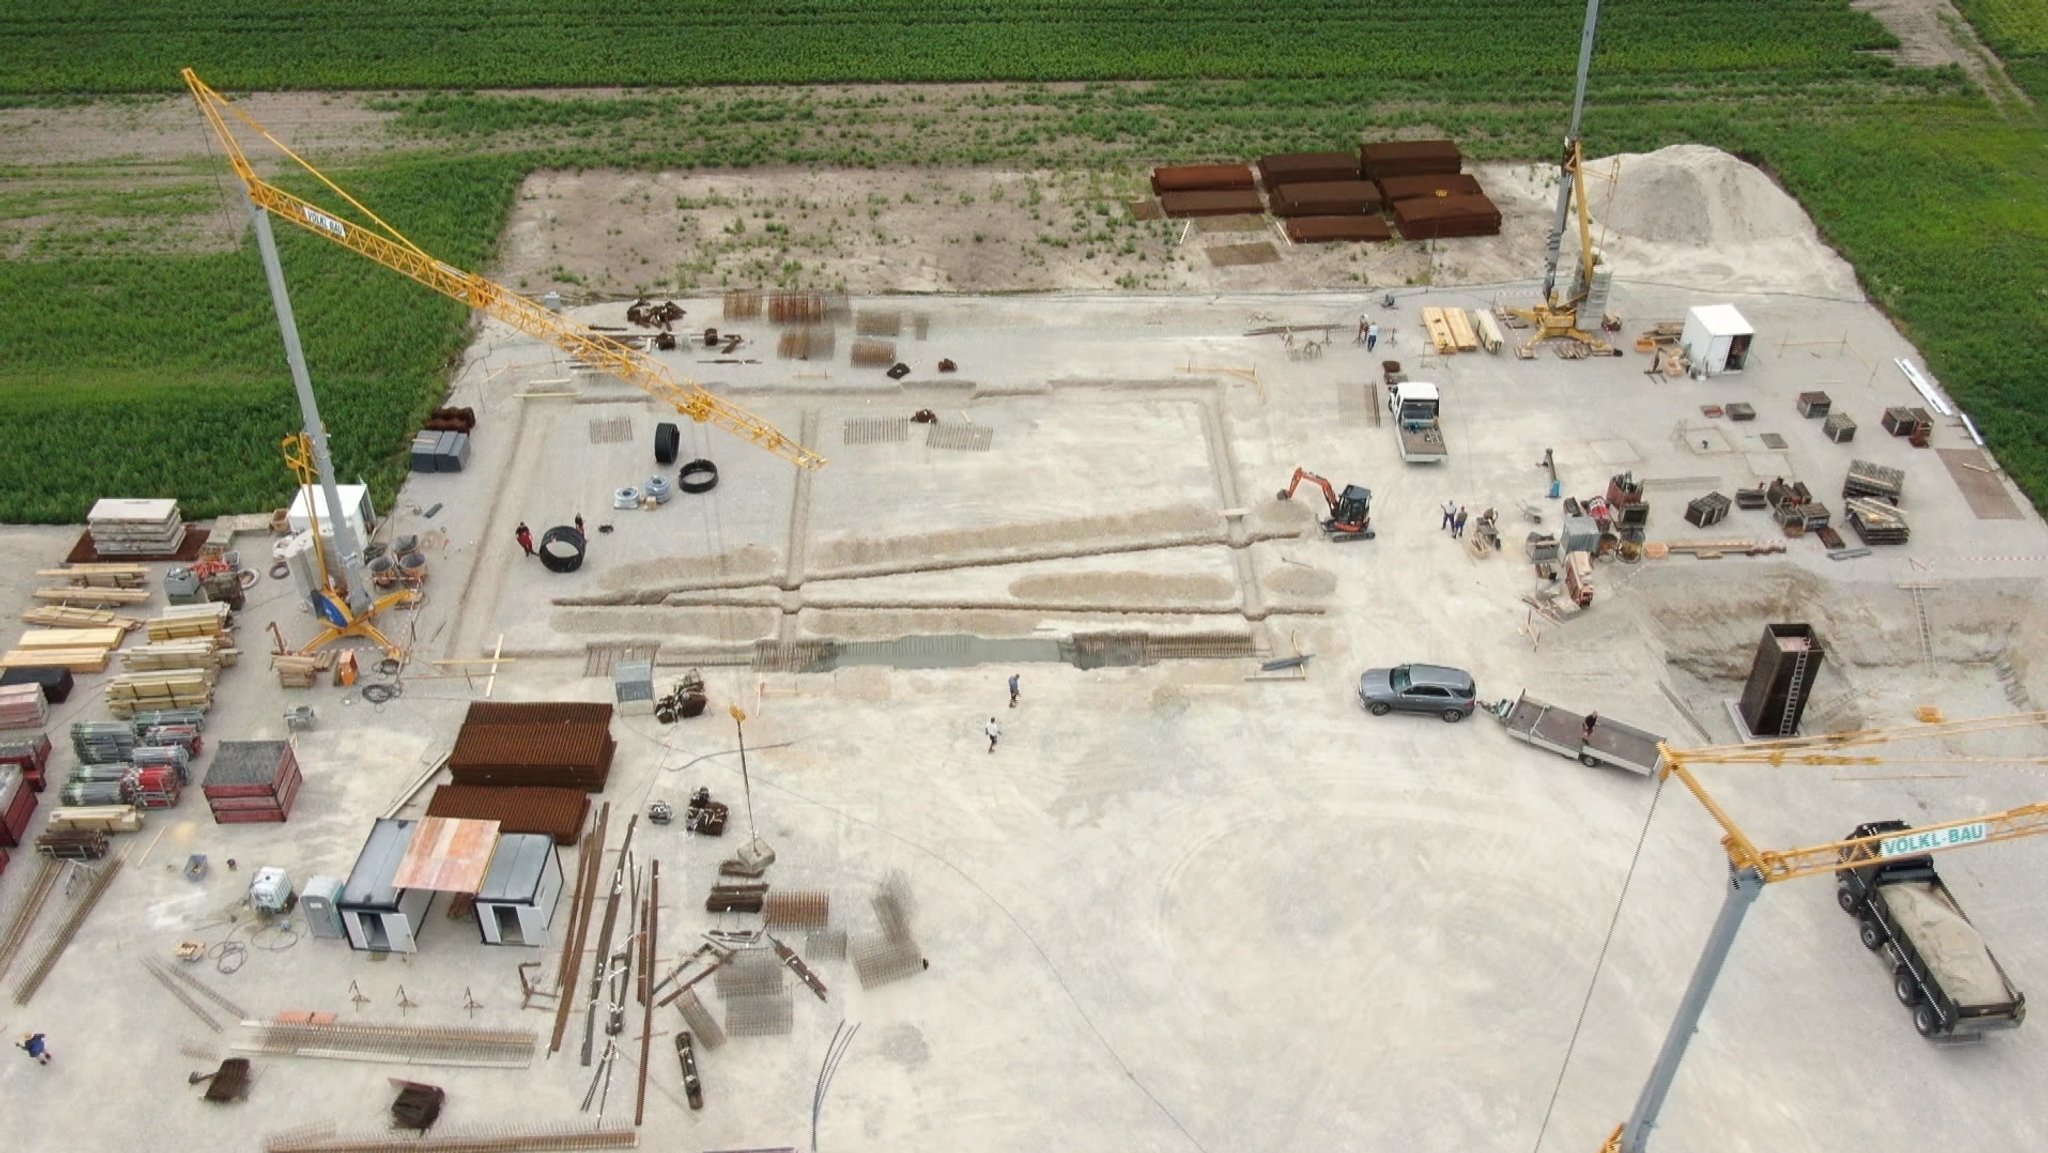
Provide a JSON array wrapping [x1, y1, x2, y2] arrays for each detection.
[[1510, 0, 1613, 355], [183, 69, 825, 472], [1600, 711, 2048, 1153]]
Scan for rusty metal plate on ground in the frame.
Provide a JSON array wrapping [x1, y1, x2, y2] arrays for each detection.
[[1206, 242, 1280, 267], [1194, 214, 1269, 234], [1937, 448, 2023, 519], [1128, 198, 1164, 221]]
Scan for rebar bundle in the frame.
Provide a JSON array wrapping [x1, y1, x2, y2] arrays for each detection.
[[766, 289, 824, 325], [264, 1123, 638, 1152], [237, 1020, 537, 1067], [130, 707, 207, 732], [776, 327, 836, 360], [71, 720, 136, 764], [722, 290, 763, 320], [763, 889, 830, 928]]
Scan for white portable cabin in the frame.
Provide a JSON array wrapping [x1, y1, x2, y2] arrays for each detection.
[[1680, 304, 1754, 376], [474, 834, 565, 947], [338, 818, 433, 953], [287, 483, 376, 548]]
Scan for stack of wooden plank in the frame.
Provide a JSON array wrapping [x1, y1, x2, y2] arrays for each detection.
[[1376, 173, 1486, 204], [21, 604, 142, 632], [1267, 180, 1382, 217], [0, 735, 52, 793], [36, 828, 109, 859], [123, 638, 239, 672], [147, 603, 232, 642], [46, 806, 142, 834], [1149, 164, 1255, 195], [1359, 140, 1463, 181], [87, 498, 188, 557], [449, 702, 617, 792], [0, 626, 126, 673], [272, 651, 334, 689], [1392, 195, 1502, 239], [426, 784, 590, 844], [106, 668, 215, 718], [1257, 151, 1362, 189], [202, 740, 303, 823], [38, 563, 147, 590], [1422, 307, 1480, 353], [1844, 498, 1910, 545], [30, 585, 150, 607], [1158, 189, 1265, 218], [0, 684, 47, 731]]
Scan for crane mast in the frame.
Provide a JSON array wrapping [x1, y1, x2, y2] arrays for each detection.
[[183, 69, 824, 471]]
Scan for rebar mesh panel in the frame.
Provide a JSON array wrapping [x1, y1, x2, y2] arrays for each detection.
[[724, 990, 794, 1037], [925, 423, 994, 452], [778, 327, 836, 361], [767, 290, 825, 325], [855, 309, 903, 337], [723, 290, 763, 320], [873, 871, 915, 942], [842, 417, 910, 445], [850, 933, 924, 989], [675, 990, 726, 1050], [764, 890, 830, 929], [712, 949, 784, 999], [587, 416, 633, 445], [849, 339, 897, 367], [804, 928, 848, 961]]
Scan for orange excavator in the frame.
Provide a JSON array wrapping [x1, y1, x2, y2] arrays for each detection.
[[1277, 468, 1375, 541]]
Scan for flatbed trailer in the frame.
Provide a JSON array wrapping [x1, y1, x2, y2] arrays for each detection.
[[1485, 690, 1664, 775]]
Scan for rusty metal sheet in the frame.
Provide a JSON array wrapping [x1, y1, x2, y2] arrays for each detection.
[[393, 816, 501, 893]]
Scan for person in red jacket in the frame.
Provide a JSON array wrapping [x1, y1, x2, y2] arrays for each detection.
[[515, 522, 535, 557]]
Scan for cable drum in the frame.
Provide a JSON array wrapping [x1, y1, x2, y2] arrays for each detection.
[[655, 421, 681, 465], [539, 525, 587, 573], [678, 459, 720, 494], [646, 475, 674, 504], [613, 486, 641, 510], [361, 683, 400, 704]]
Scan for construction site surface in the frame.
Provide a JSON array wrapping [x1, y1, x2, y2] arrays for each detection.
[[2, 153, 2048, 1153]]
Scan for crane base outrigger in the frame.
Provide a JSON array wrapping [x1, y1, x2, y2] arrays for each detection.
[[1511, 139, 1613, 357], [282, 432, 416, 659]]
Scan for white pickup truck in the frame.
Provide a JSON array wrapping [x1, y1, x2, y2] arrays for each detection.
[[1389, 380, 1447, 464]]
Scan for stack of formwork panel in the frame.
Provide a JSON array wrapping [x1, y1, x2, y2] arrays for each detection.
[[0, 684, 47, 731], [106, 668, 215, 718], [1148, 164, 1255, 196], [1257, 152, 1361, 190], [147, 603, 232, 642], [1844, 499, 1909, 545], [0, 734, 52, 792], [448, 702, 617, 792], [87, 499, 187, 557], [1360, 140, 1462, 179], [1268, 180, 1382, 218], [1157, 190, 1265, 218], [0, 767, 36, 847], [202, 740, 303, 823], [1376, 173, 1486, 204], [1392, 195, 1502, 239], [1842, 460, 1905, 503], [425, 784, 589, 845]]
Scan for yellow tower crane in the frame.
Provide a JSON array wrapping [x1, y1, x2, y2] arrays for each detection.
[[183, 69, 825, 471], [281, 432, 419, 654], [1599, 711, 2048, 1153]]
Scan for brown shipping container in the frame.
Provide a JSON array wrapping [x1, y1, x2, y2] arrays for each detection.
[[1376, 173, 1485, 203], [1150, 164, 1257, 194], [1158, 190, 1267, 218], [1269, 181, 1383, 217], [1257, 152, 1361, 187], [1284, 216, 1395, 243]]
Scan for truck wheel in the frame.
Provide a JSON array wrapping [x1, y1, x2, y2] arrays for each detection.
[[1367, 701, 1392, 716], [1893, 967, 1921, 1007], [1913, 1003, 1941, 1038], [1440, 708, 1466, 723], [1578, 753, 1601, 768], [1859, 919, 1885, 951], [1836, 886, 1859, 914]]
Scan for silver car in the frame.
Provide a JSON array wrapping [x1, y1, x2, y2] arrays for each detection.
[[1358, 664, 1478, 722]]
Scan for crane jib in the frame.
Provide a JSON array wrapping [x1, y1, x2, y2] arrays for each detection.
[[300, 205, 347, 240], [1881, 822, 1989, 858]]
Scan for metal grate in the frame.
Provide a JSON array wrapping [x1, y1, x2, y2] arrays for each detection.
[[587, 416, 633, 445], [925, 423, 994, 452], [584, 642, 658, 678], [1759, 432, 1788, 450], [850, 934, 924, 989], [842, 417, 911, 445], [763, 890, 831, 928], [723, 991, 794, 1037], [712, 950, 784, 999], [675, 990, 725, 1049], [803, 928, 848, 961]]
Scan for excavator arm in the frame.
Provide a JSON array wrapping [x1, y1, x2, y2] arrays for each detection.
[[184, 69, 824, 471], [1277, 467, 1339, 511]]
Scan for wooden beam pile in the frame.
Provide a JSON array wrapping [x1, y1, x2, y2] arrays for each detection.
[[45, 806, 143, 834], [37, 563, 147, 590], [1, 627, 127, 673], [30, 585, 150, 607], [147, 603, 232, 642], [21, 605, 142, 631], [123, 638, 239, 673], [107, 668, 216, 717], [273, 651, 334, 689], [1422, 307, 1479, 353]]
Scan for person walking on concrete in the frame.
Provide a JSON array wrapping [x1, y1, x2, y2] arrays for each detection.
[[1367, 322, 1380, 352], [1357, 314, 1370, 344], [1453, 506, 1468, 539], [1440, 500, 1456, 532], [515, 522, 535, 557], [984, 717, 1002, 753], [1008, 674, 1021, 708], [574, 514, 585, 537], [1582, 711, 1600, 742], [17, 1033, 49, 1065]]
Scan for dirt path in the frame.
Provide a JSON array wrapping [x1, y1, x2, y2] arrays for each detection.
[[1852, 0, 2032, 105]]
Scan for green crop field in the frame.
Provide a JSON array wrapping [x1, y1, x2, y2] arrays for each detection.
[[0, 1, 2045, 521]]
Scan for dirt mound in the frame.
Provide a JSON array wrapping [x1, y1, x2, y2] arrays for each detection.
[[1599, 144, 1811, 248]]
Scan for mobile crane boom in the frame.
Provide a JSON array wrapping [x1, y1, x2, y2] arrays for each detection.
[[183, 69, 824, 471]]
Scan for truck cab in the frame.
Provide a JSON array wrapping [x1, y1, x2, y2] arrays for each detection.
[[1389, 381, 1446, 464]]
